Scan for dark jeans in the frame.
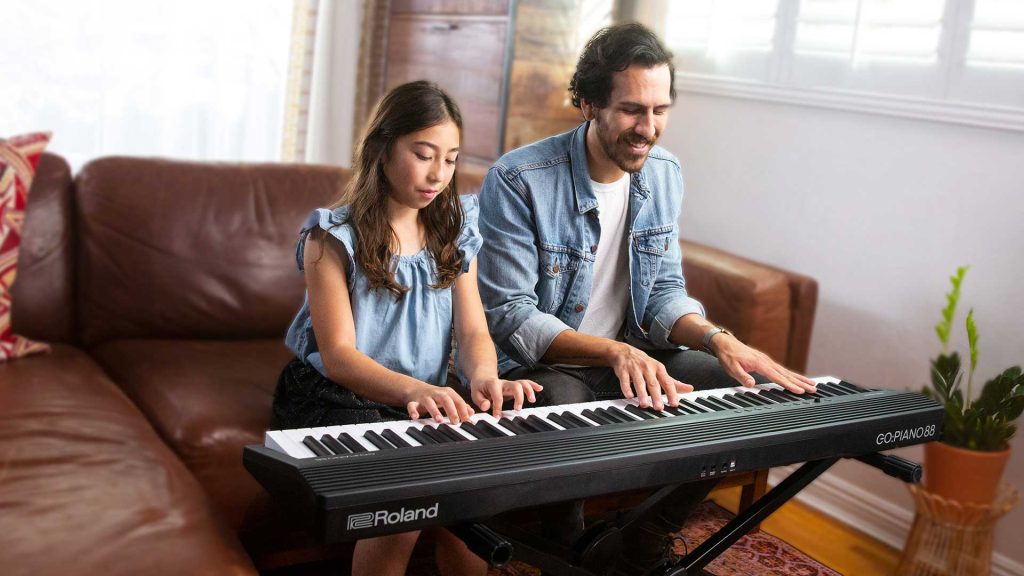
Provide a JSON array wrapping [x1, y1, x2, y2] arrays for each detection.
[[503, 349, 766, 574]]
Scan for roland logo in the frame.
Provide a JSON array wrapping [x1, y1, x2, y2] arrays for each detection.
[[876, 424, 936, 446], [346, 503, 440, 531]]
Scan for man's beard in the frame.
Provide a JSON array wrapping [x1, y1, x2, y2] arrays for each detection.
[[595, 119, 657, 174]]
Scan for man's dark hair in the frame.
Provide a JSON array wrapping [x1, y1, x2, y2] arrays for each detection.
[[569, 22, 675, 109]]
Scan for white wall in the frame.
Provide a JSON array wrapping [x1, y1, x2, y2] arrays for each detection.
[[663, 92, 1024, 571]]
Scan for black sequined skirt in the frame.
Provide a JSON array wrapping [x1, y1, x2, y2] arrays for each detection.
[[271, 358, 409, 429]]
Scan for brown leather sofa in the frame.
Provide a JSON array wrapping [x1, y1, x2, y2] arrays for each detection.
[[0, 153, 816, 575]]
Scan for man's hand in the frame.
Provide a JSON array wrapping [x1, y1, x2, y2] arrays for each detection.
[[711, 333, 817, 393], [606, 342, 693, 410], [470, 377, 543, 418]]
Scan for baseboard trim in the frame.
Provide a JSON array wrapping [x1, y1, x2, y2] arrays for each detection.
[[768, 467, 1024, 576]]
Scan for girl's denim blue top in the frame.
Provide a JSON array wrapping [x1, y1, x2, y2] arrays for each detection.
[[284, 195, 482, 386]]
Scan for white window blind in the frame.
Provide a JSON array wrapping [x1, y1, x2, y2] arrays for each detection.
[[967, 0, 1024, 65], [795, 0, 945, 62], [641, 0, 1024, 131]]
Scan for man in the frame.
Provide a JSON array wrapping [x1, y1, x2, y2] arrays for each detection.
[[477, 23, 817, 574]]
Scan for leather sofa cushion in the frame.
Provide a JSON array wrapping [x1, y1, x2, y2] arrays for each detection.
[[90, 338, 293, 530], [10, 153, 76, 344], [75, 157, 349, 346], [681, 240, 792, 365], [0, 344, 255, 576]]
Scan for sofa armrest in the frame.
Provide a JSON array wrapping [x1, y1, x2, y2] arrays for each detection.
[[681, 240, 817, 373]]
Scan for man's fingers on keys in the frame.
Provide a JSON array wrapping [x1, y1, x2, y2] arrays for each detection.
[[658, 365, 679, 407], [724, 357, 757, 388], [644, 366, 663, 410], [510, 383, 525, 411], [422, 397, 444, 422], [617, 368, 635, 400], [517, 379, 540, 403], [440, 393, 464, 423], [633, 367, 650, 408], [407, 401, 422, 420], [673, 378, 694, 394], [488, 381, 504, 418]]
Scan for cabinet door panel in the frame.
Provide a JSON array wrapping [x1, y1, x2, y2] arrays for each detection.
[[386, 15, 507, 163]]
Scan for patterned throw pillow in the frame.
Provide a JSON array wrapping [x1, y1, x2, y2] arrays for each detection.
[[0, 132, 52, 360]]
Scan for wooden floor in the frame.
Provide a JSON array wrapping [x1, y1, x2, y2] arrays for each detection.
[[713, 485, 902, 575]]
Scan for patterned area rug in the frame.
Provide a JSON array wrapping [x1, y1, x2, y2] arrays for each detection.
[[469, 501, 840, 576]]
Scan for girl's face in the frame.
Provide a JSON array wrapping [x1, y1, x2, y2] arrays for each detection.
[[383, 120, 460, 211]]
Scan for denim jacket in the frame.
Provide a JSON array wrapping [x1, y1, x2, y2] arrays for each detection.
[[478, 122, 705, 375]]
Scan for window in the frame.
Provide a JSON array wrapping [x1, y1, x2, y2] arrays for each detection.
[[637, 0, 1024, 131], [0, 0, 294, 170]]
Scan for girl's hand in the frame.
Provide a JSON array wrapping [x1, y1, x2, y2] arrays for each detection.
[[470, 377, 544, 418], [405, 385, 475, 424]]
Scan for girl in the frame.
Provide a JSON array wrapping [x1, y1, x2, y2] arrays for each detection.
[[272, 81, 541, 576]]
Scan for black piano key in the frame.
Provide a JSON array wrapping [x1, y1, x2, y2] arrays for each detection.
[[718, 394, 752, 408], [303, 435, 333, 457], [706, 396, 739, 410], [560, 411, 595, 428], [336, 432, 368, 453], [475, 420, 508, 438], [739, 391, 773, 405], [363, 430, 396, 450], [775, 389, 807, 402], [712, 393, 745, 407], [810, 386, 836, 398], [498, 418, 530, 435], [761, 390, 793, 403], [547, 412, 578, 429], [512, 416, 541, 433], [581, 409, 615, 425], [381, 428, 413, 448], [623, 405, 656, 420], [406, 426, 437, 445], [679, 399, 709, 413], [320, 434, 351, 455], [437, 424, 469, 442], [458, 422, 490, 440], [596, 408, 631, 423], [729, 391, 761, 405], [816, 382, 848, 396], [421, 425, 452, 443], [838, 380, 867, 393], [605, 406, 641, 422], [833, 381, 864, 395], [661, 405, 687, 416], [526, 415, 559, 432], [695, 398, 725, 411]]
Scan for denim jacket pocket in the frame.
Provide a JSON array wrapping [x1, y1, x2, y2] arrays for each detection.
[[633, 226, 673, 287], [539, 243, 583, 314]]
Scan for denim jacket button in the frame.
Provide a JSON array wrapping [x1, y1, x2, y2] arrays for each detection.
[[575, 303, 585, 313], [552, 264, 560, 273], [590, 244, 598, 253]]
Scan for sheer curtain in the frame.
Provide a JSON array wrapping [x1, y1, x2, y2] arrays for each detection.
[[0, 0, 293, 171]]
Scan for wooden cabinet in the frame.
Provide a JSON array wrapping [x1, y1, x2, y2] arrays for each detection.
[[379, 0, 513, 173], [369, 0, 612, 172]]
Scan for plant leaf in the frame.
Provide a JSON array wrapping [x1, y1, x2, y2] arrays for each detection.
[[935, 266, 968, 350]]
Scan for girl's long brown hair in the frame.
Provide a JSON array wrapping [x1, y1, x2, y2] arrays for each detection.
[[332, 81, 464, 298]]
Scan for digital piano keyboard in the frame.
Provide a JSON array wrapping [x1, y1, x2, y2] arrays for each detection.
[[243, 377, 942, 542]]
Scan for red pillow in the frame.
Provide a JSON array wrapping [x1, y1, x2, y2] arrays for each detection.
[[0, 132, 52, 360]]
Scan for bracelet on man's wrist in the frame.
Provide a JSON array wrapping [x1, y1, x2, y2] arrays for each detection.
[[699, 325, 732, 355]]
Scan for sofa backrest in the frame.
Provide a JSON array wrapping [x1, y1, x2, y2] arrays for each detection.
[[75, 157, 349, 347], [12, 153, 78, 344]]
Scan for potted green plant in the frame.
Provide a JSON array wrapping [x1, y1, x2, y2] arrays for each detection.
[[922, 266, 1024, 505]]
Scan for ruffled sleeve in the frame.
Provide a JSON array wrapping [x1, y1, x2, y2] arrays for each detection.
[[457, 195, 483, 274], [295, 206, 357, 280]]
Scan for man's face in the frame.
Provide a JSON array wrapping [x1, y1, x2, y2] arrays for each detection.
[[583, 64, 672, 181]]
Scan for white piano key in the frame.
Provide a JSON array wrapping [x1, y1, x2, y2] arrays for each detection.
[[265, 429, 316, 459], [281, 428, 321, 459]]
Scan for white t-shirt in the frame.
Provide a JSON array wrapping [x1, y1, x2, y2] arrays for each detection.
[[577, 173, 631, 340]]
